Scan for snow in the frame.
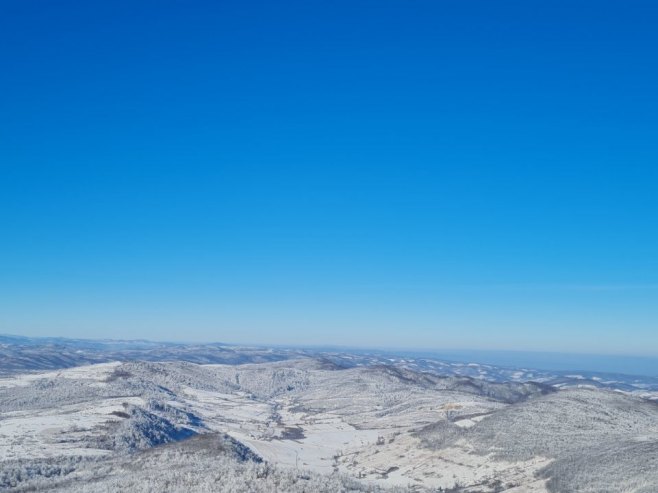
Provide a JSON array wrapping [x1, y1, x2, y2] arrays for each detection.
[[3, 358, 656, 492], [0, 362, 121, 389], [0, 395, 143, 460]]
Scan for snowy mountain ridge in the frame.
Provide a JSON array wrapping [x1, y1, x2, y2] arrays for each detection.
[[2, 345, 658, 492]]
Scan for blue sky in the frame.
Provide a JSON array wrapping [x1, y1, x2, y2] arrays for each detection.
[[1, 1, 657, 355]]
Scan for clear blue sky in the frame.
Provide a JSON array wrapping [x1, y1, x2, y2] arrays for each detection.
[[1, 1, 657, 355]]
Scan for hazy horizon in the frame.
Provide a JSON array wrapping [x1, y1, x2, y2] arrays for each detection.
[[4, 332, 658, 377]]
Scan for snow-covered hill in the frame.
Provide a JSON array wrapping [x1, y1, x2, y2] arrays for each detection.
[[2, 356, 657, 492], [3, 335, 658, 402]]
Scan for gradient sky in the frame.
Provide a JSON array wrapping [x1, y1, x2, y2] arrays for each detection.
[[1, 1, 657, 355]]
